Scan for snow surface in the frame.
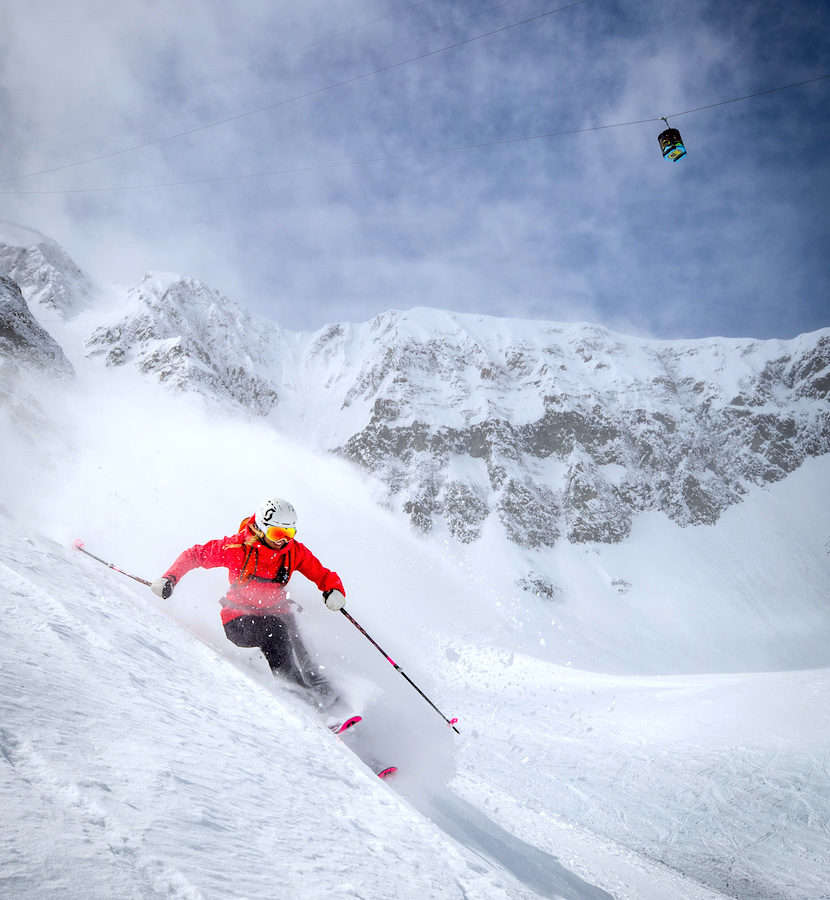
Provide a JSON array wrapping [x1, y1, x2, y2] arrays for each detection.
[[2, 225, 829, 898], [2, 356, 829, 899]]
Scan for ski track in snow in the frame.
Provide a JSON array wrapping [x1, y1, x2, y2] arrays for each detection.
[[437, 642, 830, 900]]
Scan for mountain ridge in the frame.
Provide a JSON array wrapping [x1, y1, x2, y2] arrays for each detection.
[[1, 224, 828, 557]]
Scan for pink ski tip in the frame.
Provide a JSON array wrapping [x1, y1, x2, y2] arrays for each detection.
[[377, 766, 397, 780], [73, 539, 85, 549], [329, 715, 362, 734], [338, 715, 362, 734]]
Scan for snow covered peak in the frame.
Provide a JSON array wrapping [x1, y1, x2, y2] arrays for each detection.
[[0, 221, 50, 248], [0, 220, 93, 319], [2, 223, 828, 557], [85, 272, 283, 415], [325, 315, 830, 547]]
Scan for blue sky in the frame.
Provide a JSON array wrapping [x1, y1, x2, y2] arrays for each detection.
[[1, 0, 827, 339]]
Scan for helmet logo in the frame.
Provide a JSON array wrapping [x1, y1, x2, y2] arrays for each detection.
[[255, 498, 297, 534]]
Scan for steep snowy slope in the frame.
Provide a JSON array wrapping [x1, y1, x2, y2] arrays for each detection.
[[2, 463, 827, 900], [0, 512, 570, 900], [3, 497, 741, 900]]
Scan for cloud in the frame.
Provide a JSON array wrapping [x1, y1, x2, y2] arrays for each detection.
[[1, 0, 827, 339]]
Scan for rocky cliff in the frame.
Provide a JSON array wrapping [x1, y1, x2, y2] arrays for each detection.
[[2, 225, 828, 554], [328, 311, 830, 546]]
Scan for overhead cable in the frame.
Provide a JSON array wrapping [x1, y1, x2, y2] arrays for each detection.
[[0, 0, 591, 186], [1, 0, 534, 167], [2, 73, 827, 196], [3, 0, 435, 158]]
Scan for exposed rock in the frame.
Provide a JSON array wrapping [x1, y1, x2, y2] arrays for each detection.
[[4, 225, 828, 551], [0, 276, 74, 377], [0, 276, 75, 451], [497, 478, 560, 549], [516, 573, 562, 600], [564, 449, 632, 543], [790, 335, 830, 400], [441, 480, 490, 544]]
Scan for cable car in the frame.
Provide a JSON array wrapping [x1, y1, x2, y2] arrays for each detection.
[[658, 117, 686, 161]]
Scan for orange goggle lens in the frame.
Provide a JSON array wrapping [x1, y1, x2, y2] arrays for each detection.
[[265, 525, 296, 542]]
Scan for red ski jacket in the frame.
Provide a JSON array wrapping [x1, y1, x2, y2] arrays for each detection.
[[163, 517, 345, 625]]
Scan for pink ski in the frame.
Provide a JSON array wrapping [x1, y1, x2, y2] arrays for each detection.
[[328, 715, 362, 734], [326, 716, 397, 779]]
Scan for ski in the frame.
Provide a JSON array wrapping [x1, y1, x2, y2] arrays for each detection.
[[325, 715, 397, 779], [328, 714, 362, 735]]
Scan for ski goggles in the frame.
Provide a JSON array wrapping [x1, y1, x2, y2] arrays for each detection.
[[264, 525, 296, 543]]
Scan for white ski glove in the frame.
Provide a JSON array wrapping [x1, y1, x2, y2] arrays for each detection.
[[323, 589, 345, 611], [151, 576, 175, 600]]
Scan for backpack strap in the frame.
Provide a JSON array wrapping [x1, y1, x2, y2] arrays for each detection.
[[226, 522, 295, 589]]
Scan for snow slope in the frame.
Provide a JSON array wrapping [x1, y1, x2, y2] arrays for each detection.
[[2, 222, 830, 898], [1, 504, 792, 900], [0, 513, 540, 900], [2, 379, 829, 898]]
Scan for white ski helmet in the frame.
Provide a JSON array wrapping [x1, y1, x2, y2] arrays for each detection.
[[255, 497, 297, 534]]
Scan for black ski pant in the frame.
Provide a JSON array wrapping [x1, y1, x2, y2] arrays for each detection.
[[223, 613, 335, 705]]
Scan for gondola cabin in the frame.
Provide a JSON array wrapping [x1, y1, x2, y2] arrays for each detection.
[[658, 119, 686, 161]]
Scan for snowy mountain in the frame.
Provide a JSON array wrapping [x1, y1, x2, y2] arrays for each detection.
[[85, 272, 282, 415], [2, 221, 830, 899], [0, 272, 75, 457], [0, 222, 92, 319], [307, 311, 830, 545], [5, 220, 826, 551], [1, 220, 829, 673], [79, 287, 830, 550]]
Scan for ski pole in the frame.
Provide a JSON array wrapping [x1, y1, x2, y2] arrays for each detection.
[[73, 540, 152, 587], [339, 607, 460, 734]]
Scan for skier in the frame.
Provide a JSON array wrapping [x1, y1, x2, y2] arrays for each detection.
[[151, 498, 347, 713]]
